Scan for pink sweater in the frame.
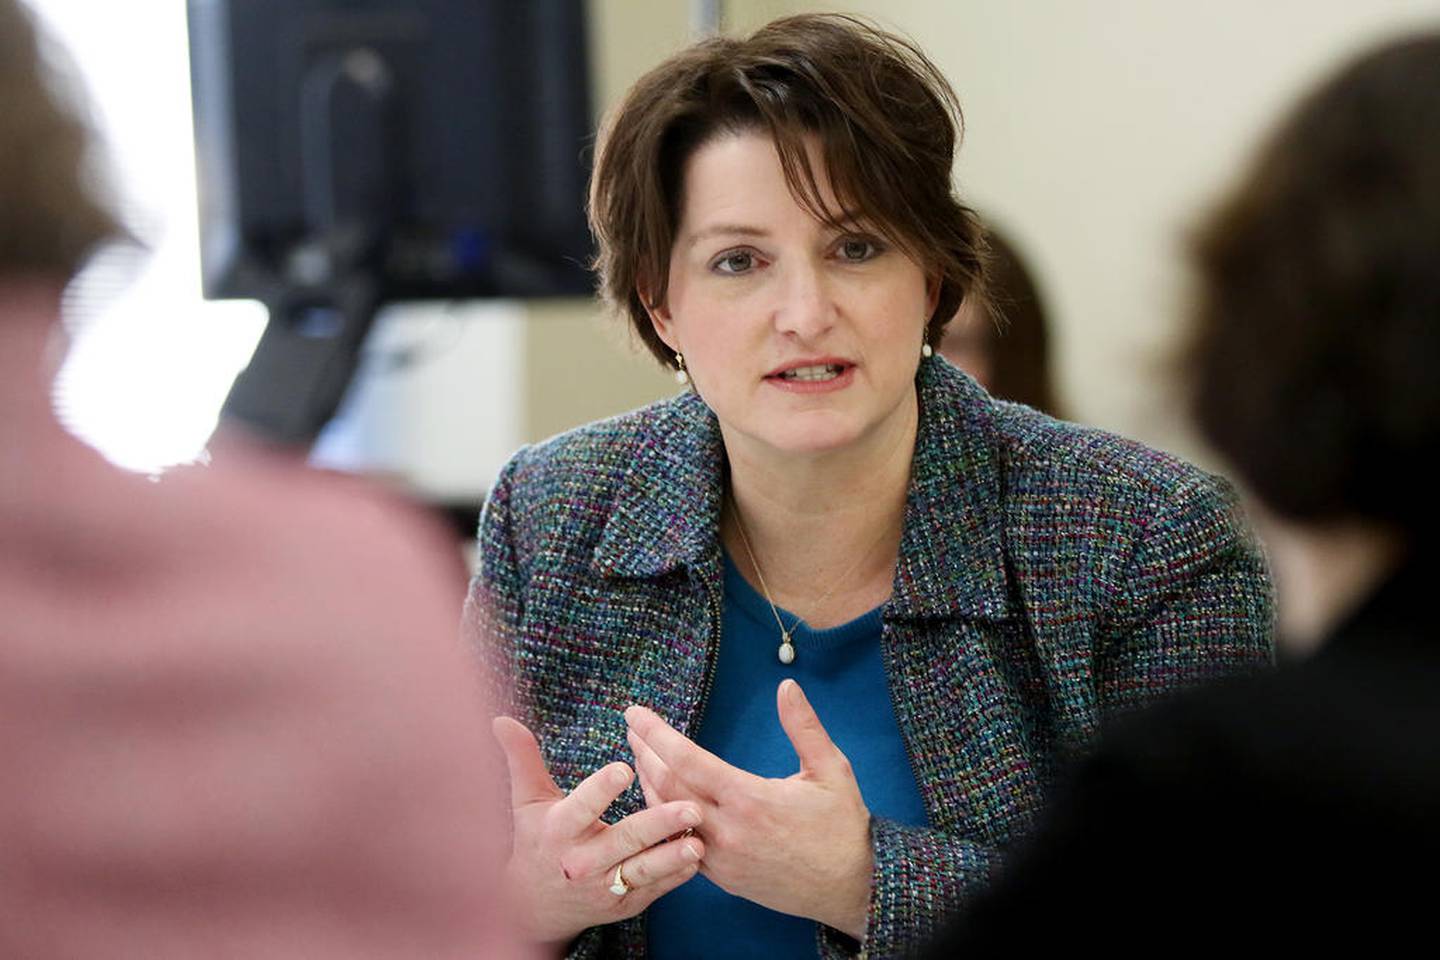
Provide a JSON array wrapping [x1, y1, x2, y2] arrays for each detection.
[[0, 285, 523, 959]]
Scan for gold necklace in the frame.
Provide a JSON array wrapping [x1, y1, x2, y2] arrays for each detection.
[[729, 496, 893, 665]]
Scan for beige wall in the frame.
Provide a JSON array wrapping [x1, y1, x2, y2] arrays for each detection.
[[527, 0, 1440, 465], [767, 0, 1440, 461]]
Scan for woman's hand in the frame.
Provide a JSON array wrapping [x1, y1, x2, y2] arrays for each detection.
[[491, 717, 706, 950], [624, 679, 873, 940]]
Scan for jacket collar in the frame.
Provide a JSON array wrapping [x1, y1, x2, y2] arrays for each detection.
[[591, 390, 727, 579], [893, 360, 1012, 620], [591, 360, 1012, 621]]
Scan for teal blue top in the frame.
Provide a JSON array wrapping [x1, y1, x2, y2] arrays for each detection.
[[647, 553, 929, 959]]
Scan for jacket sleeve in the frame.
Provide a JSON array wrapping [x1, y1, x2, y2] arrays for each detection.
[[817, 819, 1000, 959], [822, 474, 1274, 960], [465, 452, 531, 721], [464, 455, 626, 960], [1097, 471, 1275, 717]]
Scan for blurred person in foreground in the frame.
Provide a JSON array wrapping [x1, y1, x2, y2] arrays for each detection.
[[0, 2, 522, 956], [931, 32, 1440, 952], [470, 13, 1271, 958], [937, 225, 1064, 419]]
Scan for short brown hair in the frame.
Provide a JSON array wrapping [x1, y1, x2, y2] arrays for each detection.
[[0, 0, 117, 284], [1188, 33, 1440, 534], [589, 13, 987, 370]]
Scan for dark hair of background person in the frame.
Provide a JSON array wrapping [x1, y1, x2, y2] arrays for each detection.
[[1188, 32, 1440, 536], [940, 225, 1063, 418], [0, 0, 117, 283], [588, 12, 988, 373]]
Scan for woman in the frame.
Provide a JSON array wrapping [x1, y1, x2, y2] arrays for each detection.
[[929, 32, 1440, 953], [469, 14, 1272, 959]]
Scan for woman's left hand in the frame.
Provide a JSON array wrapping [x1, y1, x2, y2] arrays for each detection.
[[624, 679, 872, 940]]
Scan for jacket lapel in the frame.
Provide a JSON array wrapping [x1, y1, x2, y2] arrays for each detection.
[[889, 359, 1011, 620], [590, 391, 725, 580], [884, 363, 1051, 842], [587, 392, 727, 745]]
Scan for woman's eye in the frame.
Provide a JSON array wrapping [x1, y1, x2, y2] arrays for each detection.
[[713, 251, 756, 274], [838, 238, 878, 262]]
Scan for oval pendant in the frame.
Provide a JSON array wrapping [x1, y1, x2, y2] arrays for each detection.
[[778, 639, 796, 665]]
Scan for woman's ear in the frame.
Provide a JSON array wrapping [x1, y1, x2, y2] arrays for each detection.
[[925, 273, 943, 320], [639, 281, 679, 353]]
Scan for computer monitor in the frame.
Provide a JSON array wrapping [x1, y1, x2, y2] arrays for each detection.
[[187, 0, 593, 443]]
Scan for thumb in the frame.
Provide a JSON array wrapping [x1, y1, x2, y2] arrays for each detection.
[[492, 715, 563, 808], [776, 679, 847, 778]]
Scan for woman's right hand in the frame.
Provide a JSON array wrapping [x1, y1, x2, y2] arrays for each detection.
[[491, 717, 706, 950]]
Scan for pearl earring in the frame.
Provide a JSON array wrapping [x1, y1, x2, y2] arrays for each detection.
[[921, 342, 934, 359], [674, 352, 689, 384]]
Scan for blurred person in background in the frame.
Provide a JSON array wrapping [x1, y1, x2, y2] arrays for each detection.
[[929, 31, 1440, 952], [0, 1, 522, 956], [938, 225, 1064, 419], [470, 13, 1271, 959]]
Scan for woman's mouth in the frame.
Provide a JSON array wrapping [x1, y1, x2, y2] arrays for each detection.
[[776, 363, 846, 382], [764, 361, 856, 393]]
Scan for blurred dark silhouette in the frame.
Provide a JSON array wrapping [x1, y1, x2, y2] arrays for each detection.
[[0, 2, 523, 956], [939, 225, 1063, 418], [928, 32, 1440, 954]]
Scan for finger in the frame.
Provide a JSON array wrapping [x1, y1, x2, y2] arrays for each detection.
[[609, 850, 703, 917], [625, 705, 752, 799], [492, 716, 563, 807], [626, 729, 666, 808], [776, 679, 848, 778], [561, 800, 702, 880], [547, 761, 634, 839], [628, 727, 701, 805], [616, 831, 704, 892]]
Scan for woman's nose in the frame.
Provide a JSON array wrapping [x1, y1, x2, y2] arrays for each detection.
[[772, 258, 836, 341]]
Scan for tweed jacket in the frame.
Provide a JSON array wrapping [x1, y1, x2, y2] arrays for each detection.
[[469, 359, 1274, 959]]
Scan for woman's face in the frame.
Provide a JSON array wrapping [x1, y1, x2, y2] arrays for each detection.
[[647, 131, 936, 460]]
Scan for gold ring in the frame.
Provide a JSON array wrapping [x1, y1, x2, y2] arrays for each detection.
[[608, 863, 631, 896]]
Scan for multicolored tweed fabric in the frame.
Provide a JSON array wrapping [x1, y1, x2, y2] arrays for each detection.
[[467, 358, 1274, 959]]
